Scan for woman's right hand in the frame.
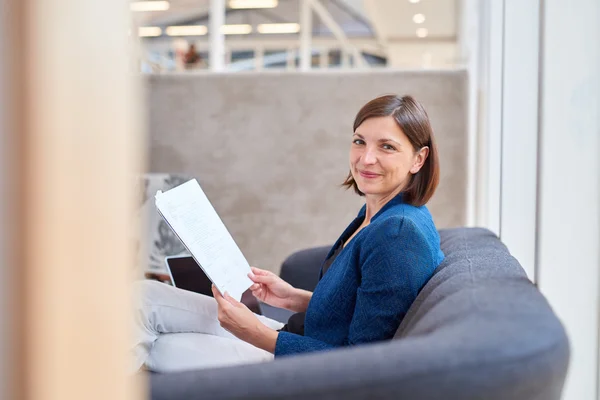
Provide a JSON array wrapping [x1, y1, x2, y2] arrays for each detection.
[[248, 267, 296, 310]]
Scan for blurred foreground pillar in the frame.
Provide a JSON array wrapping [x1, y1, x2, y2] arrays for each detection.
[[0, 1, 16, 399], [0, 0, 145, 399]]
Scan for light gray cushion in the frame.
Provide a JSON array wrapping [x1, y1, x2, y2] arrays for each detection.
[[149, 228, 569, 400]]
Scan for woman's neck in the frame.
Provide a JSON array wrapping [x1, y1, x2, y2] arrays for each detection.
[[363, 187, 404, 223]]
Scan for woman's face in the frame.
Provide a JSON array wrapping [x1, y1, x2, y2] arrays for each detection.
[[349, 116, 427, 199]]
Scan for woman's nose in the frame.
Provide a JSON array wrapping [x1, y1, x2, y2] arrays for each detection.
[[361, 147, 377, 164]]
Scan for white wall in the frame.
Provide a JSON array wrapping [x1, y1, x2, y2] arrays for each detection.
[[476, 0, 502, 235], [478, 0, 600, 397], [457, 0, 481, 227], [386, 41, 457, 68], [478, 1, 541, 265], [536, 0, 600, 398], [498, 0, 540, 280]]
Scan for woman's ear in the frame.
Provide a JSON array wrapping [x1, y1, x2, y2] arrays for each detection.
[[410, 146, 429, 174]]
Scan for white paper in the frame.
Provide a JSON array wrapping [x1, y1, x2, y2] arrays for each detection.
[[155, 179, 253, 301]]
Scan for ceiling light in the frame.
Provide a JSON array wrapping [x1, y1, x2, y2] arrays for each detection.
[[416, 28, 428, 38], [165, 25, 208, 36], [138, 26, 162, 37], [257, 23, 300, 34], [409, 0, 421, 3], [131, 1, 170, 12], [229, 0, 278, 9], [413, 13, 426, 24], [220, 24, 253, 35]]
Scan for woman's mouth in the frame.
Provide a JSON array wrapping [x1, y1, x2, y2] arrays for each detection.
[[359, 170, 381, 179]]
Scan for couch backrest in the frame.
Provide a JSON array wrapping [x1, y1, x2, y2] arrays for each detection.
[[393, 228, 570, 399], [396, 227, 529, 338]]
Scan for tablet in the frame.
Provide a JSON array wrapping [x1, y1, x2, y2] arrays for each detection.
[[164, 255, 214, 297], [164, 255, 293, 321]]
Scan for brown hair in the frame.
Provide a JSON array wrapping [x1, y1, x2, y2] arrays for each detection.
[[342, 95, 440, 207]]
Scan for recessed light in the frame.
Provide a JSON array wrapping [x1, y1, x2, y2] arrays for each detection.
[[257, 23, 300, 34], [413, 13, 426, 24], [416, 28, 428, 38], [165, 25, 208, 36], [138, 26, 162, 37], [131, 1, 170, 12], [220, 24, 253, 35], [229, 0, 278, 9], [409, 0, 421, 3]]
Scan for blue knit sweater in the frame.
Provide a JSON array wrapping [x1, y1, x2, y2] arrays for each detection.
[[274, 193, 444, 356]]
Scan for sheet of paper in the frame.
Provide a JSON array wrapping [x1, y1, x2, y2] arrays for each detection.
[[155, 179, 253, 301]]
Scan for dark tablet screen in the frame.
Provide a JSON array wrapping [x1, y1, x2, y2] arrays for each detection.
[[166, 256, 213, 297]]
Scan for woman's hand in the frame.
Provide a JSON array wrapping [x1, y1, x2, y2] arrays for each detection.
[[211, 285, 278, 353], [248, 267, 297, 310]]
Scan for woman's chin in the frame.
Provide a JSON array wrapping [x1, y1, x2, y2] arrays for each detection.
[[357, 184, 382, 196]]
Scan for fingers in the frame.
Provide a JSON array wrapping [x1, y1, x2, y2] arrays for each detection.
[[212, 285, 244, 309], [250, 267, 272, 276], [248, 270, 262, 282], [211, 284, 221, 300], [212, 286, 234, 330], [223, 291, 242, 306], [248, 272, 276, 285], [211, 284, 229, 306], [250, 285, 264, 298]]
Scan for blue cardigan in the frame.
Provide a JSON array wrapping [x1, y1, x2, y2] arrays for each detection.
[[274, 193, 445, 356]]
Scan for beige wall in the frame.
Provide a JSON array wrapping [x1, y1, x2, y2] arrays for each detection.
[[146, 70, 468, 272]]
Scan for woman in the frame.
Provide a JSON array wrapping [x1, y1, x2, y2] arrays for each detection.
[[133, 94, 444, 372]]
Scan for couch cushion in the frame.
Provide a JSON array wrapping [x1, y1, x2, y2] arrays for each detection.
[[134, 173, 193, 272]]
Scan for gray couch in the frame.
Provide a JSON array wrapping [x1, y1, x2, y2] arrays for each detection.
[[149, 228, 569, 400]]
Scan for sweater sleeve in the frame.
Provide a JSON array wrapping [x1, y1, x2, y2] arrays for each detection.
[[274, 216, 435, 356], [275, 330, 337, 355]]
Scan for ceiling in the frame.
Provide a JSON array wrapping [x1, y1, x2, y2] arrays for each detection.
[[135, 0, 457, 41], [364, 0, 456, 40]]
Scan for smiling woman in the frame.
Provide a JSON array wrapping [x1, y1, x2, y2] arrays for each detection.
[[132, 93, 445, 372]]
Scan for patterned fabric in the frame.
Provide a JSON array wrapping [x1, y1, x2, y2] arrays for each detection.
[[275, 193, 445, 356], [134, 173, 193, 272]]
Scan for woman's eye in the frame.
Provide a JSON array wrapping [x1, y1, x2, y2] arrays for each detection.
[[382, 144, 396, 151], [353, 139, 365, 145]]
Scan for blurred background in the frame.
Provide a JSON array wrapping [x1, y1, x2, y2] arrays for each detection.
[[134, 0, 458, 72], [0, 0, 598, 399]]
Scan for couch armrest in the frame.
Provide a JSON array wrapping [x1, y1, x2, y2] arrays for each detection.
[[149, 326, 568, 400], [150, 340, 411, 400]]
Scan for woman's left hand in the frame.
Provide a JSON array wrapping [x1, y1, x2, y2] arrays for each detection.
[[211, 285, 278, 353]]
